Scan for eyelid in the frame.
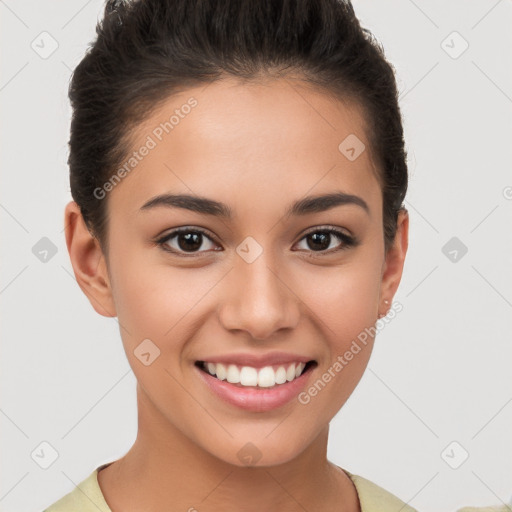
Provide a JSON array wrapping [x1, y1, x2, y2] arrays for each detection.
[[299, 224, 353, 239], [156, 225, 217, 242]]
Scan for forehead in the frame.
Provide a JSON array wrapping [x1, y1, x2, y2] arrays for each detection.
[[109, 76, 381, 216]]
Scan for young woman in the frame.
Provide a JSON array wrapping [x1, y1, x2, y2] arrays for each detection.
[[44, 0, 419, 510]]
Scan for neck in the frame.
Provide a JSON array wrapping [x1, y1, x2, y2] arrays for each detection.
[[98, 383, 360, 512]]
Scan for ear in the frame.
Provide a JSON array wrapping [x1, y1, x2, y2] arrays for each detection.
[[379, 208, 409, 312], [64, 200, 117, 317]]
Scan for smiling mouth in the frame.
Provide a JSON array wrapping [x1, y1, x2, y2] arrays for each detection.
[[195, 360, 317, 388]]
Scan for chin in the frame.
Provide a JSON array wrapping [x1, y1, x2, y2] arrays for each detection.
[[203, 432, 313, 469]]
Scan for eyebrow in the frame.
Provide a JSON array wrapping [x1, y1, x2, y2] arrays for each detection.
[[139, 191, 370, 218]]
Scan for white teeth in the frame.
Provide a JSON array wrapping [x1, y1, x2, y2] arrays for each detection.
[[275, 366, 287, 385], [216, 363, 227, 381], [226, 364, 240, 383], [240, 366, 258, 386], [258, 366, 275, 388], [201, 361, 310, 388]]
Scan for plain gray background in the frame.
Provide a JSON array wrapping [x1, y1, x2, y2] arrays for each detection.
[[1, 1, 511, 511]]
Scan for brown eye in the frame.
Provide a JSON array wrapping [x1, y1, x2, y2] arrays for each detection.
[[157, 228, 219, 255], [295, 228, 356, 254]]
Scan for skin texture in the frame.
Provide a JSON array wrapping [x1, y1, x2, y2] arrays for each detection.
[[64, 76, 408, 512]]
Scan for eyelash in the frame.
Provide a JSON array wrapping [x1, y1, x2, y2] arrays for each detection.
[[155, 226, 358, 258]]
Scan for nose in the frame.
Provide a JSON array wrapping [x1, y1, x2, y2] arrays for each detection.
[[218, 252, 300, 340]]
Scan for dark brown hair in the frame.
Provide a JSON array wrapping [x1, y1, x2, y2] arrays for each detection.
[[68, 0, 408, 257]]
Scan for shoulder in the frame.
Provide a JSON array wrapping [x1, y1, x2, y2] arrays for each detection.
[[43, 466, 111, 512], [345, 470, 512, 512], [344, 470, 419, 512]]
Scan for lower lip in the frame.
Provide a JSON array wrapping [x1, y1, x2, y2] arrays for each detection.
[[195, 363, 315, 412]]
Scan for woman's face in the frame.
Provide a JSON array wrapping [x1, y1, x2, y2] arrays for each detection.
[[69, 77, 408, 467]]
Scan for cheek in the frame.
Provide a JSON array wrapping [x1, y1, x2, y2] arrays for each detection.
[[293, 255, 382, 410], [302, 258, 382, 343], [109, 249, 216, 354]]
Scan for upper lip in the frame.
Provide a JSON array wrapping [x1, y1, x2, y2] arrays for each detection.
[[196, 352, 316, 369]]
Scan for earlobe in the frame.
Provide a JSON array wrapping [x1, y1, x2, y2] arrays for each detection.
[[64, 201, 117, 318], [379, 209, 409, 309]]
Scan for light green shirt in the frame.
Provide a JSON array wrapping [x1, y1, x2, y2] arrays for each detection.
[[43, 463, 419, 511], [42, 463, 510, 512]]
